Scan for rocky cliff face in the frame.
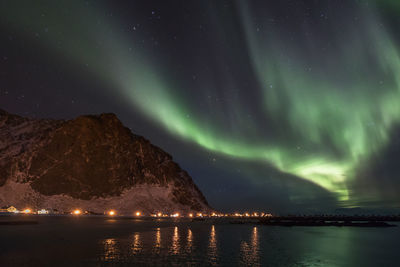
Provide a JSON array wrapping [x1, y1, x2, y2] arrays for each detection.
[[0, 109, 210, 214]]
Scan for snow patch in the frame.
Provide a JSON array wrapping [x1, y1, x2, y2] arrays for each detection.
[[0, 180, 207, 215]]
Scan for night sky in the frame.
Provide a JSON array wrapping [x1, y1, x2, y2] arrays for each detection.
[[1, 0, 400, 213]]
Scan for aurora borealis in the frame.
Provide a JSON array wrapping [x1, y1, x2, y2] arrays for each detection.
[[1, 0, 400, 212]]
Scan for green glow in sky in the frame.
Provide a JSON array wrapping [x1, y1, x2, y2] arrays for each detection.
[[112, 3, 400, 203], [2, 0, 400, 205]]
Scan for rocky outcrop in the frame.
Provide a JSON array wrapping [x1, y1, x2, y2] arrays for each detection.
[[0, 109, 210, 214]]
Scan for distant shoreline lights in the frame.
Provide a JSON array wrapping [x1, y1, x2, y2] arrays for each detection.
[[0, 206, 272, 218]]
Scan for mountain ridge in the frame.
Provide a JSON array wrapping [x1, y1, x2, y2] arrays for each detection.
[[0, 109, 210, 214]]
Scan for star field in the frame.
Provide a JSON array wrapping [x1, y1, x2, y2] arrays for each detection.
[[1, 0, 400, 212]]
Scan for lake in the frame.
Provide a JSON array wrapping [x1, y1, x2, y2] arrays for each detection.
[[0, 216, 399, 266]]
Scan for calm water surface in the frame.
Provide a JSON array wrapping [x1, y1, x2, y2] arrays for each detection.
[[0, 216, 399, 266]]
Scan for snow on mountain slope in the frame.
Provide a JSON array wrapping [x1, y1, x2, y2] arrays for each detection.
[[0, 109, 210, 214]]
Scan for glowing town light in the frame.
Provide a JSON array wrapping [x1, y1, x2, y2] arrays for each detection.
[[108, 210, 116, 216], [73, 209, 81, 215], [197, 213, 203, 217], [157, 212, 162, 217], [171, 213, 180, 217], [245, 213, 250, 217], [37, 209, 49, 214], [189, 213, 193, 217], [23, 209, 31, 214], [253, 213, 259, 217], [135, 211, 141, 216], [211, 212, 217, 217]]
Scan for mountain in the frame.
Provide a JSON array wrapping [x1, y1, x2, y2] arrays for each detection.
[[0, 109, 210, 215]]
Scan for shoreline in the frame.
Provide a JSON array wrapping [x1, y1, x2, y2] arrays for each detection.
[[1, 214, 398, 227]]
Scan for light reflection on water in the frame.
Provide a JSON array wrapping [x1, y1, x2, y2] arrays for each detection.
[[208, 225, 218, 265], [153, 227, 161, 253], [170, 226, 180, 255], [1, 218, 399, 266], [97, 225, 261, 266], [102, 238, 118, 261], [186, 228, 193, 254], [131, 232, 142, 254], [240, 226, 260, 266], [252, 227, 260, 264], [99, 224, 261, 265], [89, 222, 400, 266]]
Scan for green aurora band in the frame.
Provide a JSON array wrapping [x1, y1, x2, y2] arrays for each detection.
[[2, 1, 400, 204], [235, 2, 400, 202]]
